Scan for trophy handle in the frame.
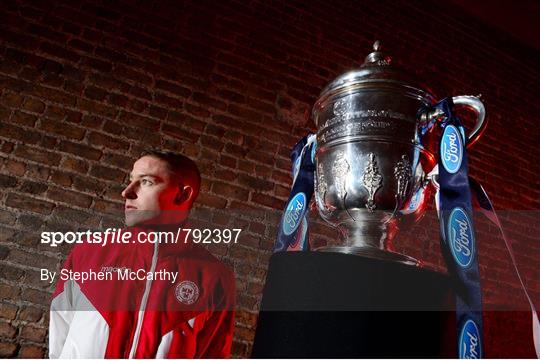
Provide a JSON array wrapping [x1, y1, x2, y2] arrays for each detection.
[[451, 95, 487, 148]]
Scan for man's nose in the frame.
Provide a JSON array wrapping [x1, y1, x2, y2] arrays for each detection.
[[121, 182, 138, 200]]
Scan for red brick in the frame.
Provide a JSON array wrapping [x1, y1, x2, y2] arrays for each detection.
[[103, 184, 125, 201], [212, 181, 249, 201], [32, 85, 77, 106], [10, 111, 37, 126], [0, 304, 17, 321], [0, 122, 41, 144], [197, 193, 227, 209], [184, 103, 210, 118], [5, 193, 55, 214], [224, 143, 248, 158], [0, 261, 25, 281], [47, 187, 93, 208], [250, 193, 284, 210], [214, 169, 237, 182], [14, 144, 61, 165], [20, 180, 48, 195], [0, 174, 17, 188], [0, 245, 9, 260], [229, 200, 257, 210], [237, 293, 258, 310], [275, 184, 290, 198], [18, 306, 42, 322], [146, 105, 168, 120], [103, 119, 123, 135], [8, 250, 57, 271], [69, 38, 93, 52], [123, 127, 161, 146], [205, 124, 226, 138], [229, 245, 259, 263], [172, 114, 206, 133], [40, 42, 80, 62], [88, 131, 130, 150], [118, 113, 160, 133], [1, 141, 14, 154], [102, 153, 133, 170], [162, 123, 200, 143], [200, 135, 225, 152], [270, 169, 291, 185], [0, 284, 20, 300], [114, 65, 152, 86], [0, 210, 16, 225], [93, 199, 123, 215], [235, 310, 258, 328], [61, 156, 89, 173], [25, 163, 50, 180], [182, 143, 200, 158], [40, 134, 59, 148], [19, 345, 45, 358], [231, 341, 249, 358], [238, 233, 260, 248], [89, 164, 126, 182], [50, 170, 73, 187], [78, 98, 118, 118], [80, 115, 104, 129], [20, 288, 50, 306], [0, 343, 17, 358], [59, 140, 102, 160], [0, 225, 15, 242], [20, 325, 46, 342], [22, 98, 45, 113], [155, 80, 191, 97], [238, 174, 273, 192], [39, 118, 86, 140], [192, 92, 227, 111], [219, 155, 237, 169], [238, 160, 255, 173], [1, 92, 23, 107], [44, 105, 67, 120], [254, 164, 273, 178]]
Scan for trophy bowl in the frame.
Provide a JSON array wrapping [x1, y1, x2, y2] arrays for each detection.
[[312, 42, 486, 265]]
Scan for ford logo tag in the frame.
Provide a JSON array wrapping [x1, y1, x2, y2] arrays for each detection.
[[441, 124, 463, 174], [283, 192, 307, 236], [448, 207, 475, 268]]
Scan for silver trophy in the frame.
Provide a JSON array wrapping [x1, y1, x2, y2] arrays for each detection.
[[312, 41, 486, 264]]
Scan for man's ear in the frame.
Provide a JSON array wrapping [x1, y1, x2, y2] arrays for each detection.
[[174, 185, 193, 205]]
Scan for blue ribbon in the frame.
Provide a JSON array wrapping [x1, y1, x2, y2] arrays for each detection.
[[274, 134, 316, 252], [436, 98, 484, 358]]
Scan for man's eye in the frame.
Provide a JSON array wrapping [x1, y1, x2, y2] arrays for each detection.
[[141, 179, 154, 186]]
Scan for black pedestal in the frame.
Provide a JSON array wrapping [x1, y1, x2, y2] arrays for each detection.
[[252, 252, 456, 358]]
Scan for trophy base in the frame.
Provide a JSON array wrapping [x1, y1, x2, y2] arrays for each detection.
[[252, 252, 455, 358], [316, 245, 420, 266]]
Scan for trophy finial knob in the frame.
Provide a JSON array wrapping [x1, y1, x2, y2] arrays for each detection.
[[363, 40, 390, 67]]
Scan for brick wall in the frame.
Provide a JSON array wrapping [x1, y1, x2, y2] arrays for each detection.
[[0, 0, 538, 357]]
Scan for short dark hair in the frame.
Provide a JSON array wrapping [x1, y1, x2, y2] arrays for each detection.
[[139, 149, 201, 202]]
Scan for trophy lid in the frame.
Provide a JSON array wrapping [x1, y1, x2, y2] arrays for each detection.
[[316, 41, 436, 106]]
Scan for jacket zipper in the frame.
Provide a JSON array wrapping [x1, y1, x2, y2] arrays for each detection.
[[128, 241, 159, 358]]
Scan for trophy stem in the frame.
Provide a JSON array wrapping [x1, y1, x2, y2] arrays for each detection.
[[315, 217, 420, 266]]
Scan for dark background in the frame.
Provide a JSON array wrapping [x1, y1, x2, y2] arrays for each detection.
[[0, 0, 539, 357]]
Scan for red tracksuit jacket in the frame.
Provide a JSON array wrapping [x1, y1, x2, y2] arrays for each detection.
[[49, 227, 235, 358]]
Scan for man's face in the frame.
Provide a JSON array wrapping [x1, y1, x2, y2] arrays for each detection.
[[121, 156, 189, 226]]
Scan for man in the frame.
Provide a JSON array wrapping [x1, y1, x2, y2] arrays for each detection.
[[49, 150, 236, 358]]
